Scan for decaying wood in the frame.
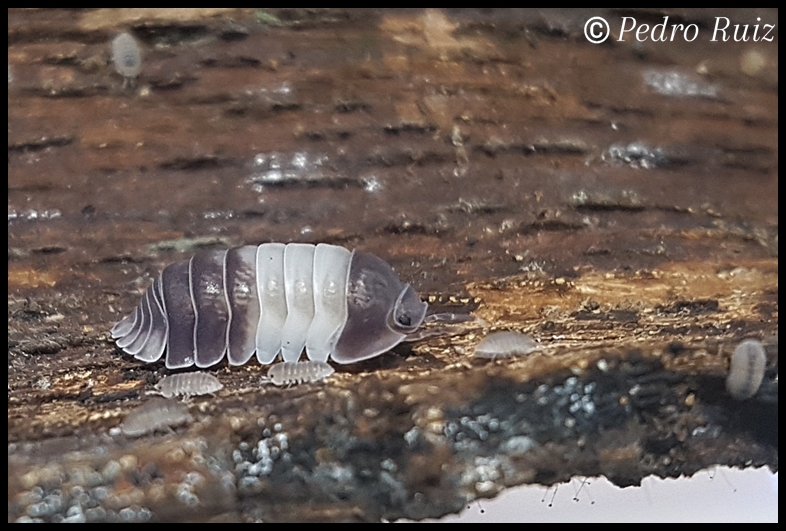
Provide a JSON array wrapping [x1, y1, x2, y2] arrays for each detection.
[[8, 8, 777, 522]]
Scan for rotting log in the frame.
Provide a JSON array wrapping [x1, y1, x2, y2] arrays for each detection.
[[8, 260, 778, 521], [9, 8, 777, 522]]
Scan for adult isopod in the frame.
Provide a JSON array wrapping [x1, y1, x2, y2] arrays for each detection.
[[112, 243, 428, 369]]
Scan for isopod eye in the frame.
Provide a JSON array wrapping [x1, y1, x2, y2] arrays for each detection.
[[388, 284, 427, 334]]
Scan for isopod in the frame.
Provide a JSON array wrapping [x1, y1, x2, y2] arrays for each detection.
[[266, 361, 335, 386], [473, 331, 539, 359], [112, 243, 428, 370], [152, 371, 224, 399], [726, 339, 766, 400], [111, 32, 142, 88], [119, 398, 193, 437]]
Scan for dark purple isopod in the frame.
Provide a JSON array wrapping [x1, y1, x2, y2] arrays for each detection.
[[112, 243, 428, 369]]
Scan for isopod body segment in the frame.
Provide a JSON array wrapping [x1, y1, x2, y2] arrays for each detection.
[[112, 243, 428, 369]]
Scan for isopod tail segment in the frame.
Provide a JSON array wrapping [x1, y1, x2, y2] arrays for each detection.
[[111, 243, 429, 369]]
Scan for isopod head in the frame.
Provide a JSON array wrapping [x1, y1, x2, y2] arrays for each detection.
[[332, 251, 427, 363]]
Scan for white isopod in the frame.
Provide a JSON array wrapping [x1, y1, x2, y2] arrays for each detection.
[[111, 32, 142, 88], [119, 398, 193, 437], [726, 339, 767, 400], [111, 243, 428, 370], [266, 361, 336, 386], [473, 331, 539, 359], [152, 371, 224, 398]]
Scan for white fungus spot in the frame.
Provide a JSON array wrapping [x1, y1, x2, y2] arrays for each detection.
[[726, 339, 766, 400], [111, 32, 142, 88], [473, 331, 539, 359], [643, 70, 719, 99], [152, 372, 223, 399], [362, 175, 383, 193], [266, 361, 335, 386]]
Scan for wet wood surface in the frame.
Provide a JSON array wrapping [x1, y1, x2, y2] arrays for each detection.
[[8, 9, 778, 522]]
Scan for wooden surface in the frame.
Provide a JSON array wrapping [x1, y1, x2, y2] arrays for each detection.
[[8, 9, 778, 522]]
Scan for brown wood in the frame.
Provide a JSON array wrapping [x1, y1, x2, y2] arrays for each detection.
[[9, 8, 777, 522]]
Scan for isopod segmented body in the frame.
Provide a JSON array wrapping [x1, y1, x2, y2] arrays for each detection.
[[726, 339, 767, 400], [267, 361, 335, 386], [112, 243, 428, 369], [111, 32, 142, 86], [119, 398, 193, 438], [153, 371, 224, 398], [473, 331, 539, 359]]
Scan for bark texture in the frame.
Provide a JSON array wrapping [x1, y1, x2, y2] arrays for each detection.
[[9, 8, 778, 522]]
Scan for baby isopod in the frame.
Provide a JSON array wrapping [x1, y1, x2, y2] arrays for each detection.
[[266, 361, 335, 386], [474, 331, 539, 359], [152, 372, 224, 399], [726, 339, 766, 400], [111, 32, 142, 88], [112, 243, 428, 370], [119, 398, 193, 438]]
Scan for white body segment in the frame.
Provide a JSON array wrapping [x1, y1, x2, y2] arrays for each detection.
[[254, 243, 287, 364], [306, 245, 351, 362], [281, 244, 316, 362], [111, 243, 428, 369]]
